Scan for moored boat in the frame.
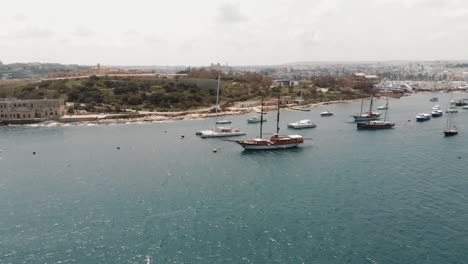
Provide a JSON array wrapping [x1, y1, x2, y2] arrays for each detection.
[[377, 105, 388, 110], [446, 108, 458, 113], [357, 120, 395, 129], [236, 135, 304, 150], [200, 127, 246, 138], [288, 119, 317, 129], [431, 110, 443, 117], [196, 75, 245, 138], [416, 113, 431, 121], [357, 98, 395, 129], [463, 105, 468, 110], [247, 116, 267, 123], [444, 96, 458, 137], [430, 97, 438, 102], [320, 110, 334, 116], [235, 94, 304, 150], [353, 94, 381, 122], [215, 119, 231, 124], [432, 105, 441, 110]]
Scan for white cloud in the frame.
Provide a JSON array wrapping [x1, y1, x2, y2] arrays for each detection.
[[1, 0, 467, 65]]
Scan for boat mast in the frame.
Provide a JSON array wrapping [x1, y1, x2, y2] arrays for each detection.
[[359, 90, 364, 115], [276, 93, 280, 134], [214, 74, 220, 127], [368, 94, 374, 114], [383, 98, 388, 122], [260, 97, 264, 138]]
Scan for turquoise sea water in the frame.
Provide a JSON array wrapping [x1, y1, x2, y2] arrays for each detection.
[[1, 93, 468, 264]]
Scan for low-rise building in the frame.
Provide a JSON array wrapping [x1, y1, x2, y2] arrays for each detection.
[[233, 100, 261, 108], [351, 73, 380, 85], [0, 98, 65, 124]]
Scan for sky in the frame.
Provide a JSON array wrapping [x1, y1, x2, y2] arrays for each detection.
[[1, 0, 468, 66]]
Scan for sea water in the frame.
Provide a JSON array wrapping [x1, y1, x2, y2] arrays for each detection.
[[1, 93, 468, 263]]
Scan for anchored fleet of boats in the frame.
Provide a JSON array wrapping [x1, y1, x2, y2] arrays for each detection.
[[195, 93, 465, 150]]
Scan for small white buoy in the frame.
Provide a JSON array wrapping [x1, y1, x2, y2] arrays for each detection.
[[213, 148, 218, 153]]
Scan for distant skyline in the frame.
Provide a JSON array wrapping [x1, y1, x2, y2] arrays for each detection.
[[1, 0, 468, 66]]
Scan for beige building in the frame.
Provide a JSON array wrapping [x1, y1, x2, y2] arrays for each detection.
[[233, 100, 261, 108], [0, 98, 65, 124], [351, 73, 380, 85]]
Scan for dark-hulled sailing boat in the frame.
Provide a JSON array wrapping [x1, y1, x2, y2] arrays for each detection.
[[357, 98, 395, 129], [444, 99, 458, 136]]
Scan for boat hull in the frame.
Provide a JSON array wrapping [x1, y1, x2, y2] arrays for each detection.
[[354, 116, 381, 122], [288, 124, 317, 129], [357, 123, 395, 129], [215, 120, 231, 124], [444, 130, 458, 136], [200, 132, 246, 138], [238, 142, 302, 150], [247, 120, 266, 123]]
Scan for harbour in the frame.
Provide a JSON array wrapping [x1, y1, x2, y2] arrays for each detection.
[[1, 92, 468, 263]]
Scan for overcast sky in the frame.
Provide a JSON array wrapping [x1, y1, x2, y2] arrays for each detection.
[[1, 0, 467, 66]]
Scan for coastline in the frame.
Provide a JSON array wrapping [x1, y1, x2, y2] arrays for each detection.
[[2, 93, 429, 127], [56, 97, 367, 126]]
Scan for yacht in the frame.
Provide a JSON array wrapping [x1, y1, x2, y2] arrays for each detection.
[[200, 127, 246, 138], [320, 110, 334, 116], [377, 105, 388, 110], [197, 75, 245, 138], [446, 108, 458, 113], [247, 116, 267, 123], [431, 110, 443, 117], [288, 119, 317, 129], [215, 120, 231, 124], [416, 113, 431, 121]]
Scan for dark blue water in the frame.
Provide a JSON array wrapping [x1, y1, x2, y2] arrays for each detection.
[[1, 93, 468, 264]]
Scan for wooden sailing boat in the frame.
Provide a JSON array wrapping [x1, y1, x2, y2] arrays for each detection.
[[353, 93, 381, 122], [198, 75, 246, 138], [235, 94, 304, 150], [357, 98, 395, 129]]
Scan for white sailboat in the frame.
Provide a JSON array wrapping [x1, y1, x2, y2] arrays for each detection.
[[198, 75, 246, 138]]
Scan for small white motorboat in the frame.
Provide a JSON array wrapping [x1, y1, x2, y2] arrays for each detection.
[[320, 110, 334, 116], [416, 113, 431, 121], [215, 120, 231, 124], [288, 119, 317, 129], [247, 116, 266, 123], [377, 105, 388, 110]]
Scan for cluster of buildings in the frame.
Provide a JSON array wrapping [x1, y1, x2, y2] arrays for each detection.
[[45, 64, 154, 79], [0, 98, 65, 125]]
